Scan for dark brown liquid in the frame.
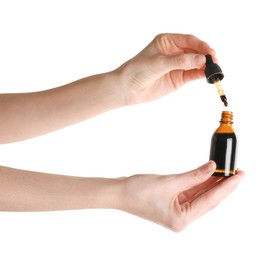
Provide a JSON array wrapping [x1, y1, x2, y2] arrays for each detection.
[[220, 95, 228, 107], [209, 133, 237, 177]]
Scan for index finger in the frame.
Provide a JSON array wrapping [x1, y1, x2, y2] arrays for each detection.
[[154, 33, 216, 57]]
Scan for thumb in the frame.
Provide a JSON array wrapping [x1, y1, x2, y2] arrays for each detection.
[[177, 161, 216, 190], [167, 53, 206, 71]]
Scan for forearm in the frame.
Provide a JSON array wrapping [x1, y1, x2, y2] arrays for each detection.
[[0, 33, 214, 144], [0, 70, 125, 143], [0, 165, 123, 211]]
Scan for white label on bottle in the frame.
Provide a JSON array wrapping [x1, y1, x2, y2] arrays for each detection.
[[224, 138, 233, 177]]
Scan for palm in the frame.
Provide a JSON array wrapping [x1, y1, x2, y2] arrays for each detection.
[[128, 68, 205, 104], [122, 33, 214, 105], [177, 176, 224, 209]]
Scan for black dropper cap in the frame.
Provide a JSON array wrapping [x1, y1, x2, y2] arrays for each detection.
[[204, 54, 224, 84]]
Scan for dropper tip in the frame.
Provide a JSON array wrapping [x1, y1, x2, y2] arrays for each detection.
[[220, 95, 228, 107]]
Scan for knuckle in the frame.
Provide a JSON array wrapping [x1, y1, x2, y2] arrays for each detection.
[[155, 33, 169, 42], [166, 218, 187, 233], [189, 169, 202, 184], [165, 204, 192, 232], [154, 33, 172, 53], [175, 54, 185, 65]]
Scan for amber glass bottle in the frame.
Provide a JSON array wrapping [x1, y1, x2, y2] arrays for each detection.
[[209, 111, 237, 177]]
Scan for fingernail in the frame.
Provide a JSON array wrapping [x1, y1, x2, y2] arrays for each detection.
[[195, 54, 206, 66], [235, 169, 245, 178], [204, 160, 216, 173]]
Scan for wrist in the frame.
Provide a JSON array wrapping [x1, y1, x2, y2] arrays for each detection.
[[110, 67, 132, 107], [99, 70, 128, 109], [86, 177, 125, 210], [113, 60, 145, 107]]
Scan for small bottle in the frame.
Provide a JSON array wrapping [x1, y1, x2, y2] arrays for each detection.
[[209, 111, 237, 177]]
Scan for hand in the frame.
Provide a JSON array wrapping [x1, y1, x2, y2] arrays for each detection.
[[116, 33, 216, 105], [0, 33, 216, 143], [118, 161, 244, 232]]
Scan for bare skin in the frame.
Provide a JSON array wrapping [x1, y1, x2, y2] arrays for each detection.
[[0, 34, 214, 143], [0, 33, 244, 232]]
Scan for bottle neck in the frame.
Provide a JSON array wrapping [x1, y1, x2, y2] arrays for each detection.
[[215, 111, 234, 133], [219, 111, 233, 124]]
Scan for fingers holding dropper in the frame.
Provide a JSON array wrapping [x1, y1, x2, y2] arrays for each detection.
[[204, 54, 228, 107]]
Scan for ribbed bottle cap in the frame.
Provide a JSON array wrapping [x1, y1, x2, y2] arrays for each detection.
[[204, 55, 224, 84]]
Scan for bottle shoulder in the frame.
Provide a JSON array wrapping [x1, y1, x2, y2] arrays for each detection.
[[214, 124, 235, 134]]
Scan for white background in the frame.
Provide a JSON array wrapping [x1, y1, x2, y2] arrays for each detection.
[[0, 0, 273, 259]]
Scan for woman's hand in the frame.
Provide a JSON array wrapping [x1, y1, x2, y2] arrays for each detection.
[[0, 161, 244, 232], [0, 33, 216, 143], [118, 161, 244, 232], [116, 33, 216, 105]]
